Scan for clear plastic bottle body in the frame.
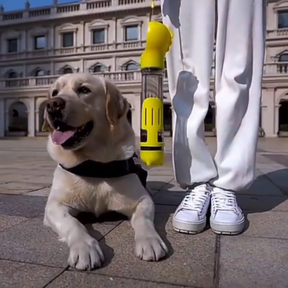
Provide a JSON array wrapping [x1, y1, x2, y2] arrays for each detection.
[[140, 67, 164, 147], [140, 68, 163, 104]]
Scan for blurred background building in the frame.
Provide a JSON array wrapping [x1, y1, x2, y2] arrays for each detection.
[[0, 0, 286, 138]]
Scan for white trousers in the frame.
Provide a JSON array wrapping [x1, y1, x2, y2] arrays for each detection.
[[161, 0, 266, 191]]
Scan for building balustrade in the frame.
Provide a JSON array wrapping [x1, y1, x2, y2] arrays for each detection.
[[0, 71, 144, 89], [0, 41, 147, 60], [267, 28, 288, 38], [1, 63, 288, 90], [0, 0, 161, 25], [263, 62, 288, 75]]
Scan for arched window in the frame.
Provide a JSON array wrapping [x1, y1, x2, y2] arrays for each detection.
[[93, 65, 105, 73], [8, 71, 17, 78], [126, 63, 138, 71], [279, 99, 288, 135], [63, 67, 73, 74], [279, 54, 288, 62], [35, 69, 45, 77], [278, 54, 288, 73], [8, 101, 28, 133]]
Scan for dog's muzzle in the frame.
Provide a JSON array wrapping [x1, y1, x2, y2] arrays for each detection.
[[46, 97, 66, 120]]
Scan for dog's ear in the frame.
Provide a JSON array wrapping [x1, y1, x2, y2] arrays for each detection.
[[105, 80, 129, 126]]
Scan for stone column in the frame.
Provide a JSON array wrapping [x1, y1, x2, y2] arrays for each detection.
[[23, 29, 27, 52], [0, 98, 4, 137], [81, 21, 85, 52], [28, 98, 35, 137], [50, 62, 54, 74], [262, 88, 276, 137], [81, 59, 84, 72], [113, 17, 117, 45], [274, 104, 280, 137], [51, 25, 55, 49]]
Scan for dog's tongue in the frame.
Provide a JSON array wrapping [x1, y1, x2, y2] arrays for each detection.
[[52, 130, 76, 145]]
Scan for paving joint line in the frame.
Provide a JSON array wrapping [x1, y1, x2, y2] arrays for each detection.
[[81, 270, 203, 288], [0, 258, 66, 269], [212, 235, 220, 288], [234, 234, 288, 241], [42, 267, 68, 288]]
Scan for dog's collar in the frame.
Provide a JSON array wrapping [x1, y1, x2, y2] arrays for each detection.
[[58, 153, 147, 187]]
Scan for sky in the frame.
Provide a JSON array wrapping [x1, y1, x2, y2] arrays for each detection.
[[0, 0, 79, 11]]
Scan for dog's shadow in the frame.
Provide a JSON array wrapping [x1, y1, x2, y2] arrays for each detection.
[[76, 204, 173, 268]]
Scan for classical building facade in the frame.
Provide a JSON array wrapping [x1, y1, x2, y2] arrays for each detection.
[[0, 0, 287, 138]]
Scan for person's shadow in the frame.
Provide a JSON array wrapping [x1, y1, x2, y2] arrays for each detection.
[[238, 168, 288, 232]]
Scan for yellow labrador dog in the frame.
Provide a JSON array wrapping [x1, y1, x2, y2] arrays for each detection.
[[43, 73, 167, 271]]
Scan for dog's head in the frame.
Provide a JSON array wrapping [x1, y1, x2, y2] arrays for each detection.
[[43, 73, 131, 153]]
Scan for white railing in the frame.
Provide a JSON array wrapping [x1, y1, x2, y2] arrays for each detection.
[[0, 71, 144, 89], [0, 41, 146, 60], [0, 0, 161, 24], [267, 28, 288, 38], [2, 63, 287, 90], [263, 62, 288, 75]]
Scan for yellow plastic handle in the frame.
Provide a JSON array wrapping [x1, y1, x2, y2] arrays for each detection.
[[140, 22, 174, 69]]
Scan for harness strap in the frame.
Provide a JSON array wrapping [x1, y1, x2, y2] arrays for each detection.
[[59, 153, 148, 187]]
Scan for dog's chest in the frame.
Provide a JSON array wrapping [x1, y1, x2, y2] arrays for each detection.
[[59, 179, 111, 214]]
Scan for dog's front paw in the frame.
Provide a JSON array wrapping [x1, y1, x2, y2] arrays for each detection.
[[135, 231, 168, 261], [68, 237, 104, 270]]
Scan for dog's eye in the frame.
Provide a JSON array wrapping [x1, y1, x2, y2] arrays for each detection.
[[78, 86, 91, 94], [51, 90, 58, 97]]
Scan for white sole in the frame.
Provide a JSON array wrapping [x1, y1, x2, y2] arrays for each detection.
[[172, 217, 207, 234], [210, 217, 245, 235]]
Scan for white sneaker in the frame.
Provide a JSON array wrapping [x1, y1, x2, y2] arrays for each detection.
[[210, 187, 245, 235], [172, 184, 211, 234]]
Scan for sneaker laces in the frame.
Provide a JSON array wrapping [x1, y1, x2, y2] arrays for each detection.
[[180, 184, 210, 213], [211, 188, 237, 212]]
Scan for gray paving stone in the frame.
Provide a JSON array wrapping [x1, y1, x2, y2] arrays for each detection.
[[47, 272, 187, 288], [241, 174, 284, 196], [91, 216, 216, 288], [0, 215, 28, 232], [237, 195, 288, 212], [263, 169, 288, 195], [243, 211, 288, 239], [0, 260, 63, 288], [22, 176, 53, 185], [0, 194, 47, 218], [0, 218, 119, 267], [152, 186, 288, 208], [219, 236, 288, 288], [26, 187, 50, 197], [152, 190, 185, 206], [147, 175, 174, 191], [0, 174, 32, 184], [0, 181, 47, 195]]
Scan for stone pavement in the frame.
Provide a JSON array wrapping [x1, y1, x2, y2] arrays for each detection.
[[1, 137, 288, 288]]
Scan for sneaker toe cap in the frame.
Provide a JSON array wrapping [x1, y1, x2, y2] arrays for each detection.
[[174, 210, 201, 223], [213, 210, 244, 224]]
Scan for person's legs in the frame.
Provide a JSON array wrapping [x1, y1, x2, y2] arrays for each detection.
[[210, 0, 266, 234], [161, 0, 217, 233]]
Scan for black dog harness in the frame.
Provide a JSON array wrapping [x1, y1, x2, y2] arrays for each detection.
[[59, 153, 148, 187]]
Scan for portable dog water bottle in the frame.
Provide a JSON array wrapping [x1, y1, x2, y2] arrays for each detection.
[[139, 21, 173, 166]]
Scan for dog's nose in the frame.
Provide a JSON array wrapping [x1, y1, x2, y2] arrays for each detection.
[[46, 97, 66, 114]]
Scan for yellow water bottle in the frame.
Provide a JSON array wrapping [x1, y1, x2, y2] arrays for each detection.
[[140, 21, 173, 166]]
